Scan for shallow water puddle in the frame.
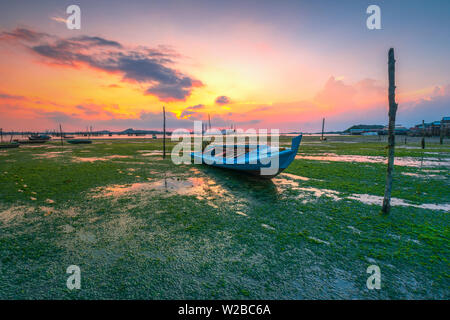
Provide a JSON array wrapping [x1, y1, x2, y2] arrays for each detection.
[[396, 146, 422, 150], [297, 187, 341, 201], [140, 151, 163, 156], [274, 175, 448, 211], [308, 236, 330, 245], [347, 226, 362, 234], [34, 150, 71, 159], [279, 173, 310, 181], [273, 177, 301, 189], [422, 169, 447, 173], [73, 155, 131, 162], [93, 176, 230, 202], [115, 161, 146, 165], [295, 153, 450, 167], [0, 205, 35, 224], [401, 172, 446, 179], [73, 156, 108, 162], [107, 155, 132, 159], [348, 194, 450, 211], [261, 223, 275, 230], [273, 177, 340, 201]]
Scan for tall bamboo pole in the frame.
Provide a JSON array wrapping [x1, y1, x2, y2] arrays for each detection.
[[163, 106, 166, 159], [321, 118, 325, 141], [59, 124, 64, 146], [381, 48, 398, 215], [421, 120, 425, 149], [439, 117, 444, 145]]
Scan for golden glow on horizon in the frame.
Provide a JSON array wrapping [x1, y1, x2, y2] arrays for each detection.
[[0, 23, 446, 131]]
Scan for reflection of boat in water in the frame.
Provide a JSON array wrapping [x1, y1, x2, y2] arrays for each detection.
[[67, 139, 92, 144], [63, 135, 75, 139], [0, 142, 20, 149], [191, 135, 302, 178]]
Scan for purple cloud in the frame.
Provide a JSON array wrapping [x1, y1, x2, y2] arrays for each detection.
[[215, 96, 230, 105], [0, 27, 202, 102], [0, 92, 27, 100], [180, 104, 205, 118]]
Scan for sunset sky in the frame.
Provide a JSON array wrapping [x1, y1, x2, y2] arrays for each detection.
[[1, 0, 449, 132]]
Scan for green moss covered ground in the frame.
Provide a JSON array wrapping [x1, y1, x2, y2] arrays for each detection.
[[0, 136, 448, 299]]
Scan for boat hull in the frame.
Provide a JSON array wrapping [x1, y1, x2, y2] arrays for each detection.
[[29, 135, 51, 141], [14, 139, 47, 144], [0, 143, 20, 149], [191, 134, 302, 178]]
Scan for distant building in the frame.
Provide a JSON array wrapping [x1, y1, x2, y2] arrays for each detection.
[[361, 131, 378, 136], [349, 128, 367, 135], [441, 117, 450, 137], [347, 119, 449, 136], [408, 117, 450, 136], [430, 121, 442, 136], [345, 124, 383, 135], [381, 125, 408, 135]]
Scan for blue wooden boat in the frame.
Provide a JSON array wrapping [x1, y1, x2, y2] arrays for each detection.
[[191, 135, 302, 178], [0, 142, 20, 149], [14, 139, 47, 144], [29, 134, 51, 141]]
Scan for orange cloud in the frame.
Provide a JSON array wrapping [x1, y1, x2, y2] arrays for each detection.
[[0, 27, 202, 102], [50, 16, 66, 24]]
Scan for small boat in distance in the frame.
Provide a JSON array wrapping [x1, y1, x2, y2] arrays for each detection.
[[29, 134, 51, 141], [191, 134, 302, 178], [0, 142, 20, 149], [13, 139, 47, 144], [67, 139, 92, 144]]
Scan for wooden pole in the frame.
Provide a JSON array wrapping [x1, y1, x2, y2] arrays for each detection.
[[163, 106, 166, 159], [59, 124, 64, 146], [381, 48, 398, 215], [0, 128, 2, 143], [421, 120, 425, 149], [440, 117, 444, 145], [321, 118, 325, 141], [208, 114, 211, 130]]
